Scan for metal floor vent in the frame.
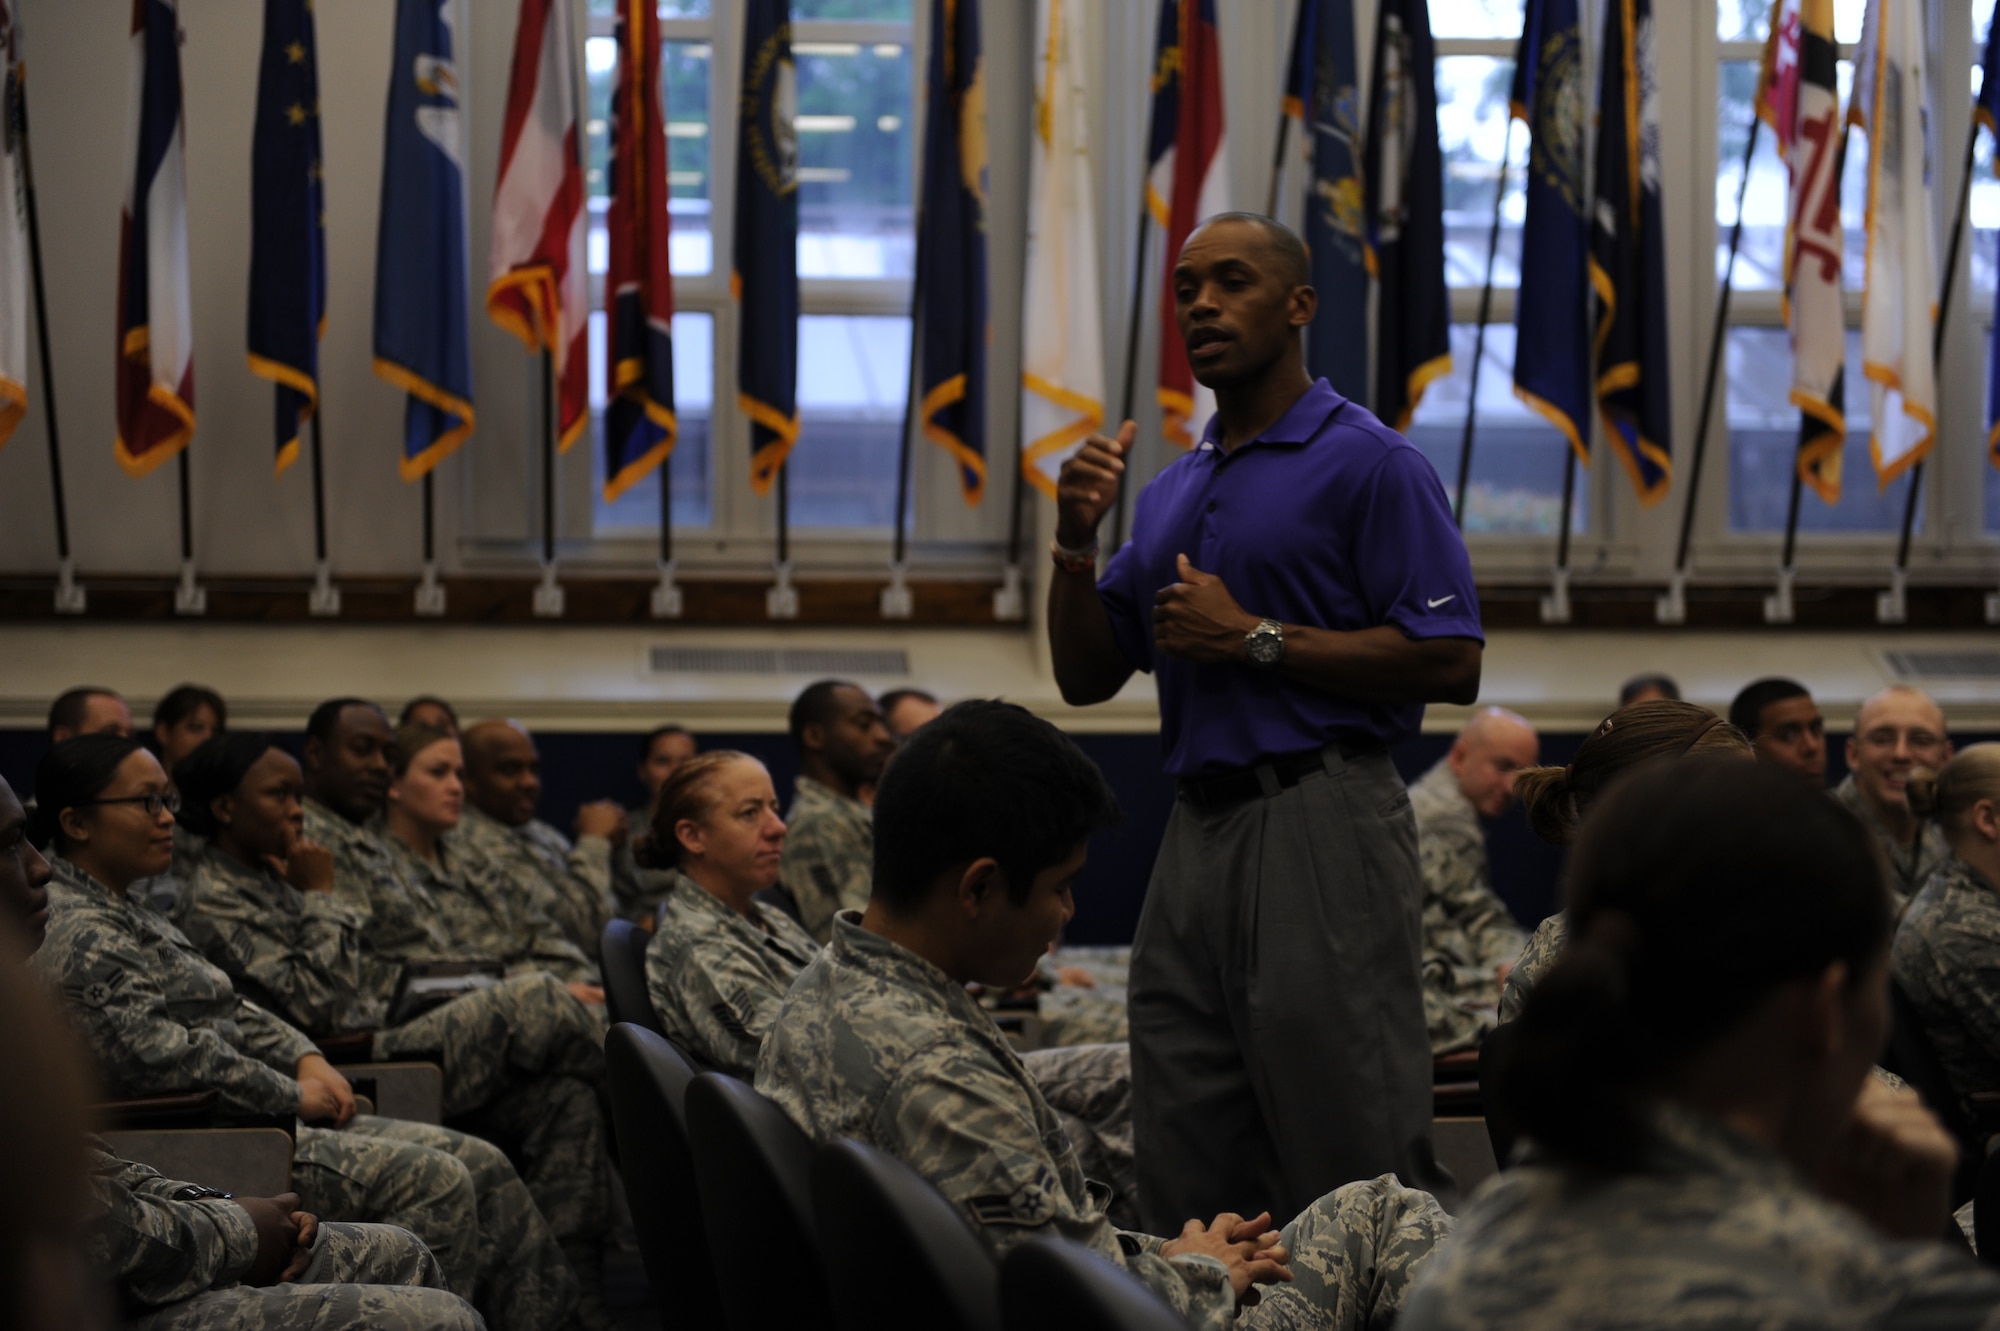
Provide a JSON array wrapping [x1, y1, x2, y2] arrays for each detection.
[[1882, 650, 2000, 680], [647, 645, 910, 676]]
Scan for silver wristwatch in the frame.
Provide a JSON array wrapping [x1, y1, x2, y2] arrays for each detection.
[[1244, 619, 1285, 669]]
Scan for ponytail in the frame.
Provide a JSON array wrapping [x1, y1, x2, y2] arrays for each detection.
[[1515, 701, 1751, 848], [1513, 765, 1579, 845]]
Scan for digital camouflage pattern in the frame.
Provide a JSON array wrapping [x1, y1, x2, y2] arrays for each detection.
[[777, 775, 875, 943], [611, 802, 676, 921], [643, 871, 820, 1078], [374, 824, 599, 983], [1397, 1101, 2000, 1329], [1410, 761, 1524, 1055], [1894, 854, 2000, 1125], [1022, 1041, 1142, 1231], [757, 913, 1451, 1331], [1836, 774, 1951, 906], [304, 799, 458, 963], [456, 804, 614, 957], [1499, 912, 1567, 1023], [1033, 944, 1132, 1047]]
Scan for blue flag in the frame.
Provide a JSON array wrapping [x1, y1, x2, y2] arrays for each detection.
[[246, 0, 322, 476], [1510, 0, 1590, 466], [1285, 0, 1368, 402], [1590, 0, 1671, 503], [915, 0, 988, 504], [373, 0, 474, 480], [1362, 0, 1451, 433], [735, 0, 799, 496], [1982, 0, 2000, 472]]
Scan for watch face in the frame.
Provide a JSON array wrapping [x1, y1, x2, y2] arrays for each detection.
[[1247, 628, 1284, 667]]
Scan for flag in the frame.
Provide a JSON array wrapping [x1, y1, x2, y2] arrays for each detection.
[[1362, 0, 1451, 433], [1020, 0, 1102, 499], [115, 0, 195, 478], [1286, 0, 1368, 401], [1979, 0, 2000, 472], [246, 0, 324, 477], [1589, 0, 1672, 504], [1850, 0, 1935, 489], [489, 0, 588, 454], [1763, 0, 1847, 504], [1509, 0, 1590, 467], [1147, 0, 1229, 449], [0, 0, 26, 451], [734, 0, 799, 494], [373, 0, 475, 480], [914, 0, 988, 504], [601, 0, 675, 502]]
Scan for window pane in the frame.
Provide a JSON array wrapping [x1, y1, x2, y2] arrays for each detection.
[[1980, 0, 1994, 46], [1430, 0, 1525, 40], [1989, 331, 2000, 534], [590, 311, 716, 531], [789, 315, 910, 527], [793, 42, 914, 278], [795, 0, 911, 17], [1721, 0, 1863, 42], [1726, 327, 1923, 533], [585, 37, 713, 278], [1406, 324, 1590, 535], [1438, 57, 1527, 288], [1976, 60, 1999, 296], [587, 0, 711, 14]]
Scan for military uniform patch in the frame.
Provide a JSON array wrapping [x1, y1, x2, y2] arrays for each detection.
[[965, 1165, 1060, 1228]]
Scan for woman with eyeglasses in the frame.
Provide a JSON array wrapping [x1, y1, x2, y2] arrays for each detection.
[[27, 735, 585, 1331]]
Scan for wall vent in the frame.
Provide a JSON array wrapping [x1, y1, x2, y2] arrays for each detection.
[[647, 646, 910, 676], [1881, 650, 2000, 680]]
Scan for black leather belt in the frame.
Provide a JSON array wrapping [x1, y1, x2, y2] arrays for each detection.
[[1177, 744, 1376, 813]]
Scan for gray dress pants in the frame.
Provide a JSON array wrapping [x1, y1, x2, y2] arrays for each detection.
[[1129, 744, 1446, 1232]]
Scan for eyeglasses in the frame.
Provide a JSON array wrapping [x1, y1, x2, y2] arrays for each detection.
[[76, 791, 181, 817]]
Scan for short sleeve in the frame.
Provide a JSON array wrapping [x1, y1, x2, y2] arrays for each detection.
[[1095, 543, 1155, 674], [1353, 446, 1484, 642]]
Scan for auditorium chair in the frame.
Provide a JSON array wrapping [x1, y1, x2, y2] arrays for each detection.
[[310, 1030, 445, 1123], [601, 917, 664, 1035], [96, 1090, 295, 1198], [604, 1023, 721, 1328], [1477, 1020, 1522, 1169], [686, 1071, 833, 1330], [998, 1238, 1186, 1331], [811, 1137, 1002, 1331]]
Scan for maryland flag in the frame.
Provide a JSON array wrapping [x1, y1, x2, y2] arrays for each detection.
[[1147, 0, 1228, 449], [489, 0, 588, 454], [1019, 0, 1103, 499], [1589, 0, 1672, 504], [1850, 0, 1936, 489], [1509, 0, 1590, 466], [1284, 0, 1367, 401], [0, 1, 26, 451], [601, 0, 676, 502], [914, 0, 988, 504], [1979, 0, 2000, 472], [246, 0, 324, 476], [1760, 0, 1847, 504], [115, 0, 196, 477], [1362, 0, 1451, 433], [734, 0, 799, 494]]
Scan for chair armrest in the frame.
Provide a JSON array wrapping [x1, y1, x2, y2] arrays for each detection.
[[1969, 1091, 2000, 1112], [93, 1090, 223, 1130], [1433, 1081, 1483, 1117], [1434, 1050, 1480, 1081], [314, 1031, 380, 1064], [993, 1013, 1042, 1053], [101, 1126, 294, 1198], [341, 1063, 445, 1124]]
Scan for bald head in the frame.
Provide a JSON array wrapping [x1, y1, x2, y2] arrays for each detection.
[[1847, 685, 1951, 817], [1448, 707, 1541, 818], [461, 720, 542, 827], [1186, 212, 1310, 291]]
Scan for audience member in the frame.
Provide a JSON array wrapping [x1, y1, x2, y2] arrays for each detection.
[[1409, 708, 1537, 1055], [759, 701, 1451, 1329], [458, 720, 624, 954], [779, 679, 894, 942], [26, 735, 581, 1331], [1501, 702, 1752, 1020], [1399, 760, 1992, 1328], [1618, 673, 1681, 707], [173, 733, 612, 1302], [636, 723, 697, 799], [47, 686, 133, 744], [1837, 685, 1953, 904], [1728, 677, 1827, 786], [398, 696, 460, 737], [149, 684, 225, 778], [612, 724, 698, 920], [877, 687, 942, 742]]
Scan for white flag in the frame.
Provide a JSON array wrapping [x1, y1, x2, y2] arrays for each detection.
[[1020, 0, 1102, 498], [0, 0, 26, 449], [1850, 0, 1936, 487]]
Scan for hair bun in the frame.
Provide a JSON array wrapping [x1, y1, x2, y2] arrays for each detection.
[[1904, 767, 1942, 821]]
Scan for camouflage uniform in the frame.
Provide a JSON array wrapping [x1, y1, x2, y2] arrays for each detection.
[[1894, 854, 2000, 1126], [1409, 761, 1524, 1055], [778, 775, 875, 944], [129, 823, 206, 916], [1034, 945, 1132, 1048], [757, 912, 1451, 1331], [1396, 1101, 2000, 1329], [456, 804, 614, 958], [90, 1142, 484, 1331], [1836, 773, 1951, 906], [611, 802, 676, 922], [643, 871, 821, 1078], [177, 843, 612, 1275], [303, 799, 459, 963], [33, 857, 579, 1331], [374, 822, 599, 983], [1498, 913, 1567, 1023]]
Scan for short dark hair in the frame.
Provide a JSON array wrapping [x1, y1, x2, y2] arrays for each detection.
[[877, 688, 937, 716], [46, 687, 120, 741], [1728, 678, 1811, 741], [871, 700, 1121, 911], [399, 695, 459, 729], [306, 698, 382, 746], [1618, 673, 1681, 706], [789, 679, 857, 749], [640, 723, 692, 762], [29, 734, 145, 851], [1190, 211, 1310, 289], [174, 732, 281, 838], [152, 683, 227, 733]]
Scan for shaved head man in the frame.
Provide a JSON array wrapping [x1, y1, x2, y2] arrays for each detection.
[[1835, 685, 1953, 902], [46, 687, 133, 745]]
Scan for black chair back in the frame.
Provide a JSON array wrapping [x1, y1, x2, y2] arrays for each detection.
[[811, 1138, 1002, 1331], [686, 1072, 832, 1330], [998, 1239, 1186, 1331], [1882, 978, 1983, 1206], [604, 1024, 719, 1329], [1478, 1019, 1522, 1169], [601, 918, 662, 1035]]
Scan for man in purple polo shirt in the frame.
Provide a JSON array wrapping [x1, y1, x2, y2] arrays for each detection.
[[1050, 212, 1482, 1231]]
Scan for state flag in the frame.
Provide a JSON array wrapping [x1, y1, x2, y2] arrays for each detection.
[[1147, 0, 1228, 449], [734, 0, 800, 494]]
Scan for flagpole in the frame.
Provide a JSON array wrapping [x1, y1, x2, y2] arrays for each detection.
[[533, 347, 563, 616], [1110, 206, 1152, 552], [415, 469, 445, 615], [1454, 119, 1514, 531], [15, 62, 80, 612], [1539, 446, 1577, 623], [886, 226, 924, 620], [1264, 113, 1292, 218], [174, 450, 204, 614], [305, 406, 339, 615]]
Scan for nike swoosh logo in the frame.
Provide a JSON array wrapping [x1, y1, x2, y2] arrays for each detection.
[[1427, 595, 1456, 609]]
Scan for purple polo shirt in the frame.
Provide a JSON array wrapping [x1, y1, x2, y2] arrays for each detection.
[[1098, 378, 1483, 778]]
